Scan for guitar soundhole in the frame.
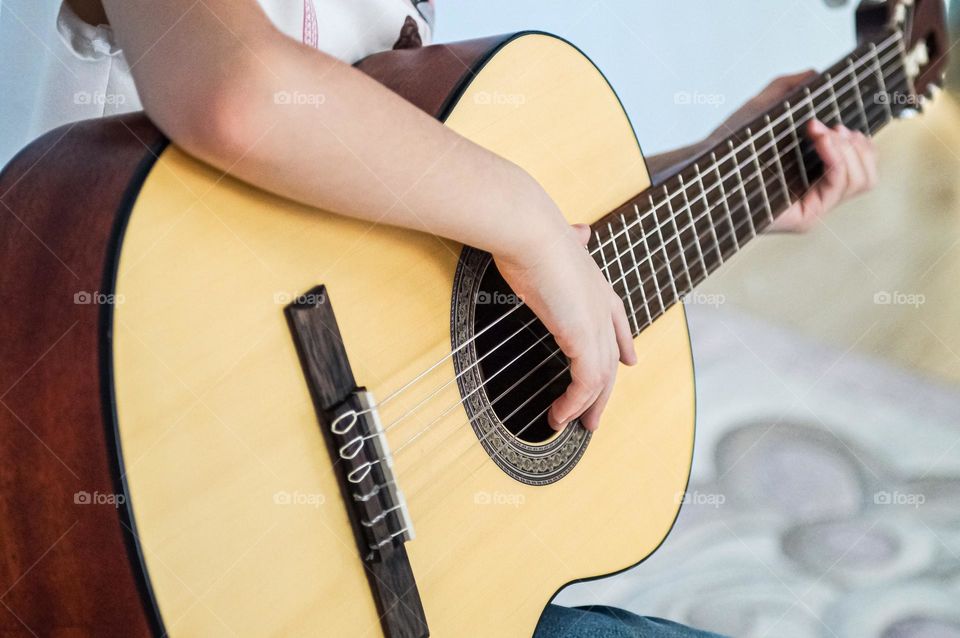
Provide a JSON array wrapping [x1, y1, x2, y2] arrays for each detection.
[[451, 247, 590, 486], [472, 267, 571, 444]]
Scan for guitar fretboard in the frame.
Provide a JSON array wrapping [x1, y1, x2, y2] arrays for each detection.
[[590, 30, 912, 337]]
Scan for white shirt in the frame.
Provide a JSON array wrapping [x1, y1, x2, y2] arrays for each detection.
[[26, 0, 434, 144]]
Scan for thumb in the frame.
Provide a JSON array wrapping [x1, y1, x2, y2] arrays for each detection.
[[571, 223, 592, 247]]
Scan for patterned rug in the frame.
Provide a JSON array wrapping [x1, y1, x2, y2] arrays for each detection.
[[556, 306, 960, 638]]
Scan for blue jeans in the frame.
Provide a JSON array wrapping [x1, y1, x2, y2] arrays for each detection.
[[535, 605, 728, 638]]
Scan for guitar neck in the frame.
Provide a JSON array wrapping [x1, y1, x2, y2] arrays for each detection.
[[590, 29, 912, 337]]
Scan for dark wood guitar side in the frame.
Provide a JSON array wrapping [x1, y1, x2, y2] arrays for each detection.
[[0, 36, 512, 637]]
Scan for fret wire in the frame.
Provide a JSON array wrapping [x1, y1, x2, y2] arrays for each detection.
[[825, 72, 844, 125], [622, 63, 906, 275], [783, 100, 810, 189], [595, 231, 613, 284], [602, 221, 627, 293], [622, 71, 902, 315], [765, 114, 792, 205], [858, 56, 885, 135], [726, 140, 757, 239], [694, 162, 731, 262], [895, 32, 916, 96], [633, 89, 878, 299], [668, 184, 707, 280], [623, 209, 652, 328], [656, 188, 681, 302], [591, 45, 905, 274], [745, 126, 774, 227], [607, 221, 640, 334], [847, 58, 870, 132], [640, 196, 667, 314], [623, 113, 871, 318], [625, 161, 798, 321], [710, 151, 740, 252], [596, 42, 903, 262], [870, 43, 894, 120], [601, 223, 630, 320], [691, 165, 723, 255], [803, 86, 819, 127], [689, 168, 723, 275], [656, 190, 693, 294]]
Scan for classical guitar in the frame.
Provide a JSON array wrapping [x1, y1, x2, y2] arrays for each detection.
[[0, 1, 947, 636]]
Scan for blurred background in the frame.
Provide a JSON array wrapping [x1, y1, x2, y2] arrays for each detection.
[[3, 1, 960, 636]]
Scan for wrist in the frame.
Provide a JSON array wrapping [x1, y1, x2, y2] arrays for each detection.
[[494, 167, 571, 266]]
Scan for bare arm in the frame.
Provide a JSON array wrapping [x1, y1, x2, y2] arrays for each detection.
[[101, 0, 636, 431], [101, 0, 558, 259]]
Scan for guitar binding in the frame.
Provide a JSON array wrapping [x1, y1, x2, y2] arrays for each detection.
[[450, 246, 592, 486]]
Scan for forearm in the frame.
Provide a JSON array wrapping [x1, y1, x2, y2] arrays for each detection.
[[103, 0, 564, 259]]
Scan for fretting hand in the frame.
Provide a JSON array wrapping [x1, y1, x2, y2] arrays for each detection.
[[717, 71, 879, 232]]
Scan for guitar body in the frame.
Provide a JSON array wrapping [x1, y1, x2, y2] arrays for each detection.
[[0, 33, 694, 637]]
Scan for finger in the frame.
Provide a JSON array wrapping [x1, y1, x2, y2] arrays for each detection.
[[611, 293, 637, 366], [580, 375, 616, 432], [835, 126, 868, 196], [571, 223, 592, 247], [549, 359, 602, 431], [802, 122, 848, 218], [772, 69, 818, 91], [851, 131, 879, 190]]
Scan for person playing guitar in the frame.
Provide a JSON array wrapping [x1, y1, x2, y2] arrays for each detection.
[[27, 1, 880, 636]]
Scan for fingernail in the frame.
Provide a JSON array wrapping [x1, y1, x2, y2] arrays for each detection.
[[549, 413, 566, 430], [810, 119, 827, 133]]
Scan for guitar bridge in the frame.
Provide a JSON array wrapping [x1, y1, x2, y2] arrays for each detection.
[[331, 390, 415, 560], [285, 286, 427, 638]]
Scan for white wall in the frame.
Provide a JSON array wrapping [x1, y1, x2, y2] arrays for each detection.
[[435, 1, 859, 156], [0, 0, 62, 167]]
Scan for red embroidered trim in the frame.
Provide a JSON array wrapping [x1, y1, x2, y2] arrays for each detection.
[[302, 0, 319, 48]]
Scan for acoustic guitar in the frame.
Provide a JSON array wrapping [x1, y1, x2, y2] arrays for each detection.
[[0, 1, 947, 636]]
